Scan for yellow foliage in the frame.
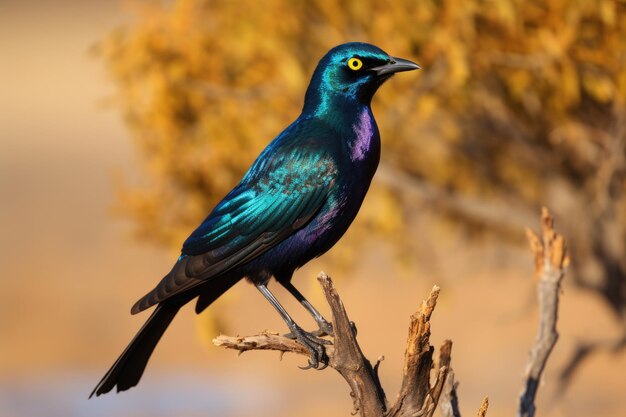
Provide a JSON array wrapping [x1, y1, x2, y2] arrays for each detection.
[[100, 0, 626, 259]]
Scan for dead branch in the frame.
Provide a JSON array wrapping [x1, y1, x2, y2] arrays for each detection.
[[518, 207, 570, 417], [386, 289, 449, 417], [214, 274, 452, 417], [318, 272, 387, 416], [438, 369, 490, 417], [213, 208, 570, 417], [439, 370, 461, 417], [477, 398, 489, 417], [213, 331, 320, 356]]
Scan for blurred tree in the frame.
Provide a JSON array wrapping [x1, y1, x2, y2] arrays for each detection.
[[100, 0, 626, 381]]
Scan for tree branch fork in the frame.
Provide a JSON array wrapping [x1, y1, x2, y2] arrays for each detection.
[[215, 275, 451, 417], [213, 208, 568, 417]]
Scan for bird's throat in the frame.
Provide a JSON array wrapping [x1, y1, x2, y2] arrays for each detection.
[[349, 108, 376, 162]]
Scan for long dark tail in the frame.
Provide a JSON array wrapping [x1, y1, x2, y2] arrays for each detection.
[[90, 275, 241, 398], [90, 303, 179, 398]]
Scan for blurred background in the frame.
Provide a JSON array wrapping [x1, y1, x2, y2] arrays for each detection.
[[1, 0, 625, 416]]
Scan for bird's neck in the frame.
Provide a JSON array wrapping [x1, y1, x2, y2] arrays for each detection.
[[303, 87, 370, 125], [305, 103, 380, 166], [302, 87, 380, 165]]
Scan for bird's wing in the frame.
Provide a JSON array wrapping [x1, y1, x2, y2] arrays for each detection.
[[131, 145, 338, 314]]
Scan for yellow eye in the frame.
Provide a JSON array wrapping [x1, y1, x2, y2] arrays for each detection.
[[348, 57, 363, 71]]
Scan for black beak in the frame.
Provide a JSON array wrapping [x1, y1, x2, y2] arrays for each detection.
[[371, 56, 421, 77]]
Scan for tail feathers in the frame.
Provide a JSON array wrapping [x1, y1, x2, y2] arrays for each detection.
[[89, 304, 179, 398], [131, 257, 204, 315]]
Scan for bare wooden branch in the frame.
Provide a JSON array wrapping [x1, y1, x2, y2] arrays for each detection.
[[518, 207, 569, 417], [439, 370, 461, 417], [387, 287, 446, 417], [213, 274, 452, 417], [213, 331, 324, 356], [213, 209, 570, 417], [317, 272, 387, 416], [477, 397, 489, 417], [426, 341, 452, 417]]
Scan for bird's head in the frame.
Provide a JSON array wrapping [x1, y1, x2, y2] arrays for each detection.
[[303, 42, 420, 115]]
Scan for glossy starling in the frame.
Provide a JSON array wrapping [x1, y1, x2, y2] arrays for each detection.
[[91, 42, 420, 397]]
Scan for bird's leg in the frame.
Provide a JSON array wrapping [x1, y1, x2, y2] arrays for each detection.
[[280, 280, 334, 337], [255, 282, 330, 370]]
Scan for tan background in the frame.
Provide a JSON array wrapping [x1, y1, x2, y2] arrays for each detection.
[[1, 1, 624, 416]]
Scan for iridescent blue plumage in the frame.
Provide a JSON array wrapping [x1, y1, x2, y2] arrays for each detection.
[[91, 42, 420, 397]]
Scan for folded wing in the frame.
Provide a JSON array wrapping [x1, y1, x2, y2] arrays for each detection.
[[131, 147, 338, 314]]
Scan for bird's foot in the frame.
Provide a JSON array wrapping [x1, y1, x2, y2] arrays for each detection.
[[283, 319, 354, 338], [286, 324, 330, 370], [283, 319, 333, 338], [308, 318, 334, 337]]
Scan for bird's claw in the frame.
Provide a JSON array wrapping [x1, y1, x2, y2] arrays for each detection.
[[299, 357, 329, 371], [287, 324, 330, 370], [299, 361, 315, 370]]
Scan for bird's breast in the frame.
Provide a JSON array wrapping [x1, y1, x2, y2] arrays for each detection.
[[262, 109, 381, 272], [348, 108, 379, 163]]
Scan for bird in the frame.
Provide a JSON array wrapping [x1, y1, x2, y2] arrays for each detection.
[[91, 42, 420, 397]]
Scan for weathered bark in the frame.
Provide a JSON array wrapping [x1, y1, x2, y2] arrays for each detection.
[[215, 208, 569, 417], [517, 207, 569, 417], [215, 276, 451, 417]]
